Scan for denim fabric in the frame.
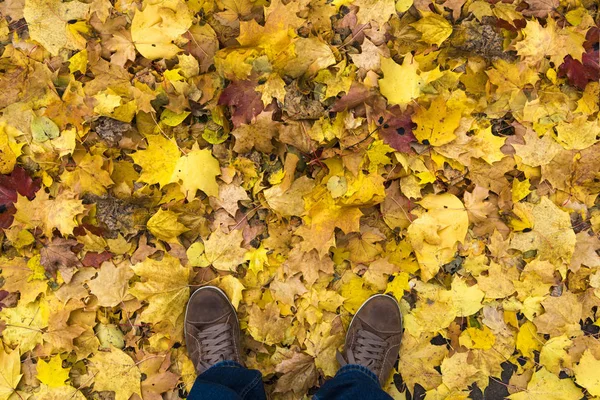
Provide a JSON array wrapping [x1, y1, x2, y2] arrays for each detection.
[[313, 364, 394, 400], [187, 361, 266, 400], [187, 362, 393, 400]]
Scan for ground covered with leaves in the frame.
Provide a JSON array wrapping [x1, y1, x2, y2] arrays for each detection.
[[0, 0, 599, 398]]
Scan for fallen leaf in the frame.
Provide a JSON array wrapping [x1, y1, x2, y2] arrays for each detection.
[[129, 254, 189, 325], [147, 208, 189, 242], [508, 367, 582, 400], [88, 347, 142, 400], [172, 144, 221, 200], [203, 229, 248, 271], [88, 261, 133, 307], [0, 347, 22, 399], [23, 0, 89, 55], [572, 350, 600, 397], [36, 355, 70, 388], [40, 238, 82, 283], [130, 0, 192, 59]]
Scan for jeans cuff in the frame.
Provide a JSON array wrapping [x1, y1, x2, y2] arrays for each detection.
[[207, 360, 244, 370], [336, 364, 380, 386]]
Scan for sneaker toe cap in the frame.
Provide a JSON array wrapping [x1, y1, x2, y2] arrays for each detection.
[[186, 287, 234, 325], [358, 295, 402, 334]]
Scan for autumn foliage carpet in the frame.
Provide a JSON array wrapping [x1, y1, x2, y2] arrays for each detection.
[[0, 0, 599, 398]]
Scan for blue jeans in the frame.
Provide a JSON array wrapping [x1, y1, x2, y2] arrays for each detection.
[[187, 361, 393, 399]]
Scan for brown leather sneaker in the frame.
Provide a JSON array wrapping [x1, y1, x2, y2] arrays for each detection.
[[184, 286, 243, 374], [337, 294, 403, 386]]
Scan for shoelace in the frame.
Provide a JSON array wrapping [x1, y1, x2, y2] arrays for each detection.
[[198, 323, 235, 370], [337, 329, 387, 371]]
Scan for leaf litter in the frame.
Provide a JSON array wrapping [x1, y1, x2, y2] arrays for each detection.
[[0, 0, 599, 399]]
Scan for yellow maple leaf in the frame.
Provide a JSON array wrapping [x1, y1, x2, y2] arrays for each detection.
[[304, 318, 343, 377], [88, 261, 133, 307], [512, 178, 531, 202], [364, 258, 399, 290], [0, 300, 49, 353], [411, 12, 453, 47], [465, 126, 506, 164], [161, 109, 191, 126], [514, 18, 585, 66], [407, 193, 468, 281], [23, 0, 89, 55], [554, 115, 600, 150], [36, 355, 70, 388], [353, 0, 396, 27], [314, 61, 355, 100], [130, 0, 192, 59], [385, 272, 410, 301], [270, 275, 308, 307], [573, 350, 600, 396], [237, 0, 303, 53], [459, 326, 495, 350], [231, 112, 277, 153], [404, 281, 456, 337], [186, 242, 209, 267], [533, 291, 581, 337], [68, 49, 88, 74], [203, 229, 248, 271], [93, 91, 122, 115], [129, 254, 189, 325], [338, 272, 376, 313], [264, 176, 315, 217], [463, 186, 496, 223], [539, 335, 572, 374], [247, 303, 292, 346], [441, 352, 485, 391], [217, 275, 245, 310], [412, 96, 463, 146], [34, 385, 86, 400], [379, 55, 442, 109], [146, 208, 189, 242], [512, 128, 562, 167], [425, 385, 470, 399], [399, 333, 447, 392], [0, 348, 22, 399], [13, 191, 85, 237], [272, 347, 318, 395], [476, 262, 517, 299], [516, 321, 542, 359], [448, 277, 484, 317], [296, 194, 363, 257], [486, 59, 539, 99], [1, 257, 47, 304], [131, 134, 180, 188], [212, 183, 250, 216], [172, 144, 221, 200], [510, 197, 576, 266], [0, 124, 18, 174], [61, 153, 114, 196], [574, 81, 599, 114], [88, 347, 142, 400], [508, 367, 582, 400], [246, 244, 269, 275]]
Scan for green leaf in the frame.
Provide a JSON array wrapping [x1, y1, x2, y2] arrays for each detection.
[[31, 116, 60, 142]]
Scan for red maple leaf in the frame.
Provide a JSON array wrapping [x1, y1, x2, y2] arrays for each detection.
[[558, 27, 600, 90], [376, 105, 416, 154], [218, 80, 264, 128], [82, 251, 114, 268], [0, 167, 41, 229]]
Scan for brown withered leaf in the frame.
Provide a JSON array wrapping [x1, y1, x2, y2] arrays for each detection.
[[274, 348, 319, 394], [40, 238, 82, 283]]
